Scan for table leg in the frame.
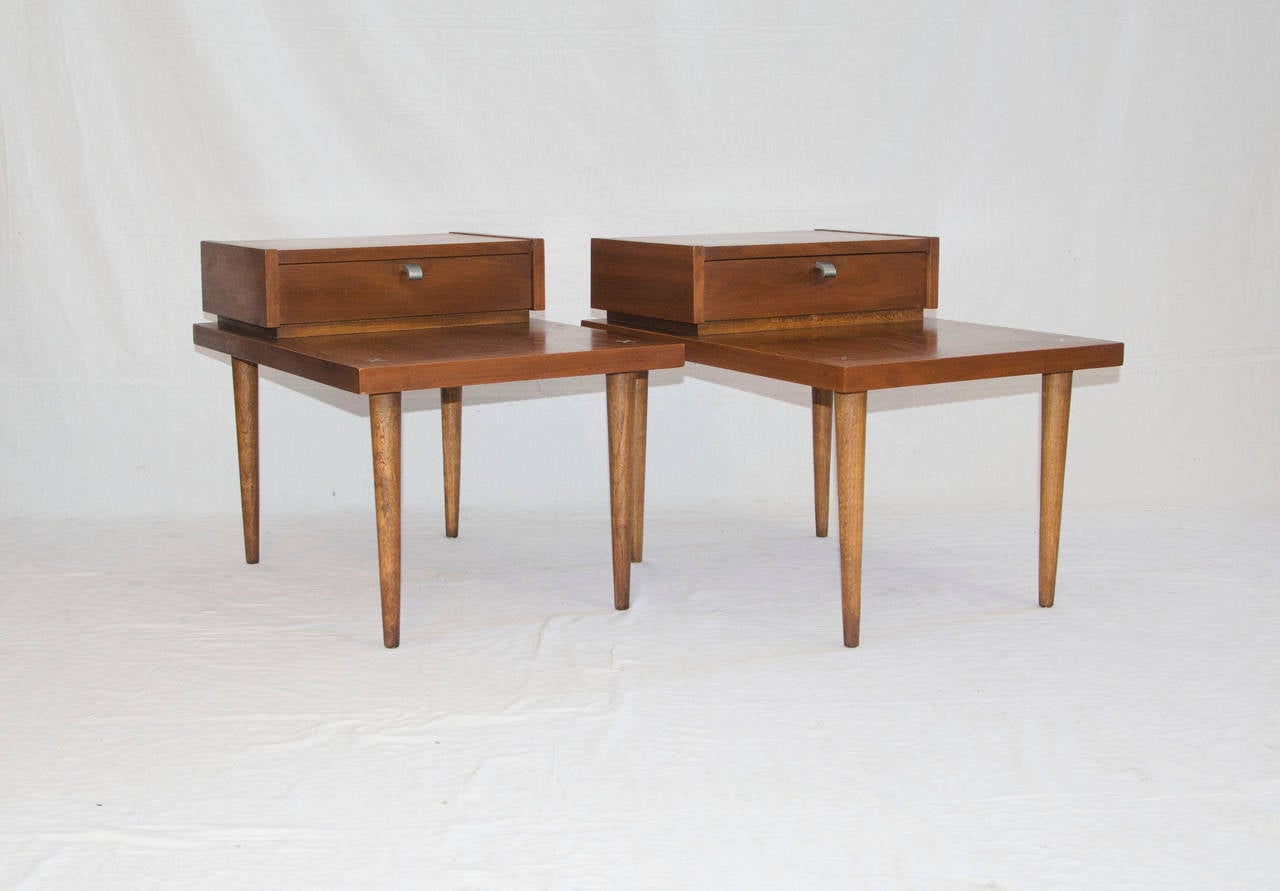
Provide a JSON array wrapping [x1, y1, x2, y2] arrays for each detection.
[[1039, 371, 1072, 608], [232, 358, 259, 564], [835, 391, 867, 647], [606, 372, 635, 609], [631, 371, 649, 562], [441, 386, 461, 538], [812, 387, 833, 538], [370, 392, 402, 648]]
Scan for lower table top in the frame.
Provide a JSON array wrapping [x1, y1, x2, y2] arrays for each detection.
[[194, 319, 684, 393], [583, 317, 1123, 391]]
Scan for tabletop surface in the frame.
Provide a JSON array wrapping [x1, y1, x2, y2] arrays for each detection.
[[584, 317, 1123, 392], [206, 233, 527, 252], [596, 230, 918, 248], [195, 319, 684, 393]]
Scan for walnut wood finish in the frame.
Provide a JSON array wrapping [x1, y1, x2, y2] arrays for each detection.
[[605, 308, 922, 337], [441, 387, 462, 539], [584, 317, 1123, 393], [204, 242, 275, 327], [218, 310, 530, 340], [702, 252, 928, 320], [195, 320, 683, 394], [613, 230, 933, 260], [606, 373, 636, 609], [811, 387, 833, 538], [232, 358, 259, 564], [199, 316, 681, 647], [591, 230, 937, 324], [447, 233, 545, 308], [592, 239, 702, 323], [276, 253, 531, 324], [631, 371, 649, 562], [215, 233, 531, 264], [586, 314, 1120, 645], [369, 392, 402, 649], [531, 238, 546, 311], [202, 233, 540, 331], [586, 228, 1119, 648], [835, 391, 868, 648], [1039, 372, 1072, 608]]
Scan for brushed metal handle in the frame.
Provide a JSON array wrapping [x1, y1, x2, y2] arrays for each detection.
[[401, 263, 423, 281], [814, 261, 837, 279]]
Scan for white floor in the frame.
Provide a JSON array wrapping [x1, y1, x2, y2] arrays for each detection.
[[1, 504, 1277, 889]]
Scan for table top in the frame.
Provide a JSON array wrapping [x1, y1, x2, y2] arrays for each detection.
[[592, 229, 934, 261], [583, 317, 1123, 392], [195, 319, 684, 393]]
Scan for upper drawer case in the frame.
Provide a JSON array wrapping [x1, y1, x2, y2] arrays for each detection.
[[202, 233, 544, 333], [591, 230, 938, 328]]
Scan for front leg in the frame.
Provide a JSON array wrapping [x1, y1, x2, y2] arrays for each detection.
[[605, 372, 636, 609], [231, 358, 259, 564], [1039, 372, 1072, 608], [812, 387, 833, 537], [369, 393, 402, 648], [441, 387, 461, 538], [631, 371, 649, 562], [835, 391, 867, 647]]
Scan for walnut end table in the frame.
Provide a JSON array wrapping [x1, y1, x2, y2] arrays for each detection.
[[586, 229, 1124, 647], [195, 234, 682, 647]]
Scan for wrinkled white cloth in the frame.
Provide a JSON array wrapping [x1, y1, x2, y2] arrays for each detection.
[[1, 506, 1277, 888]]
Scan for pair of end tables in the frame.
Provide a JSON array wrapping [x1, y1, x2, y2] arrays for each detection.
[[193, 230, 1123, 649]]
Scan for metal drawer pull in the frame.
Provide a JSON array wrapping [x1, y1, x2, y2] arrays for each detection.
[[401, 263, 423, 281], [814, 261, 837, 279]]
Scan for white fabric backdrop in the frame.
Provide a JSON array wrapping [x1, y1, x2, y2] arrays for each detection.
[[2, 0, 1277, 520]]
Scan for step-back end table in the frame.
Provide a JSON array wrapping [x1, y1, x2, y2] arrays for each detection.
[[194, 233, 682, 647], [585, 229, 1123, 647]]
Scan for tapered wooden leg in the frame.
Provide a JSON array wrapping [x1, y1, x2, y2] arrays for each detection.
[[630, 371, 649, 562], [835, 391, 867, 647], [370, 392, 402, 648], [1039, 372, 1072, 608], [441, 386, 461, 538], [605, 372, 635, 609], [231, 358, 259, 564], [812, 387, 833, 537]]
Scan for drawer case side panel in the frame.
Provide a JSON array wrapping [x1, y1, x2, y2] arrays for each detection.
[[532, 237, 546, 311], [201, 242, 277, 328], [591, 239, 702, 324], [926, 237, 940, 309]]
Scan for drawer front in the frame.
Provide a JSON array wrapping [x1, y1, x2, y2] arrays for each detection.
[[277, 253, 532, 324], [701, 251, 928, 321]]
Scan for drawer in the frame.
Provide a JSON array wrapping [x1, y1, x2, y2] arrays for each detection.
[[277, 253, 532, 324], [591, 230, 939, 331], [201, 233, 544, 334], [702, 251, 928, 321]]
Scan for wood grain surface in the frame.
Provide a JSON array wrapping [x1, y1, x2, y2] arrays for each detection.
[[232, 358, 259, 564], [630, 371, 649, 562], [276, 253, 532, 323], [835, 391, 868, 648], [606, 372, 636, 609], [1039, 371, 1072, 608], [212, 233, 531, 264], [702, 252, 927, 320], [369, 392, 402, 648], [195, 319, 684, 393], [583, 317, 1122, 391], [811, 387, 832, 538], [441, 387, 461, 539]]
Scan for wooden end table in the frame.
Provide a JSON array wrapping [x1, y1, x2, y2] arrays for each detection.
[[194, 233, 682, 647], [586, 230, 1125, 647], [194, 321, 682, 647]]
